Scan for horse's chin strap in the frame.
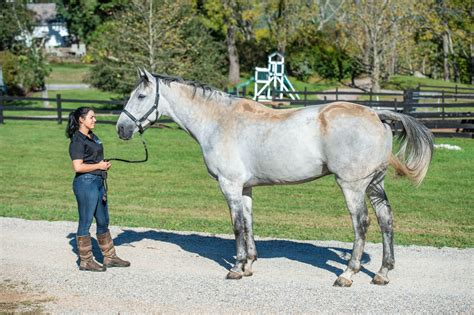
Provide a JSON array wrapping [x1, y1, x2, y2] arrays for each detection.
[[122, 77, 160, 134]]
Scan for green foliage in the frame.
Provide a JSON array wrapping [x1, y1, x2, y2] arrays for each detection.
[[0, 2, 50, 95], [57, 0, 128, 44], [0, 2, 33, 51], [288, 42, 359, 82], [286, 27, 361, 82], [0, 51, 21, 94], [17, 45, 51, 91], [0, 47, 51, 96], [88, 0, 227, 94]]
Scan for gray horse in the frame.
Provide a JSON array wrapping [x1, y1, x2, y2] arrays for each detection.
[[116, 69, 434, 287]]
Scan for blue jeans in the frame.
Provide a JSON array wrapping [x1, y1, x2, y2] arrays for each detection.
[[73, 173, 109, 236]]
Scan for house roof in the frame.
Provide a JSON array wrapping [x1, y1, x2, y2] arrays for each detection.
[[26, 3, 57, 24]]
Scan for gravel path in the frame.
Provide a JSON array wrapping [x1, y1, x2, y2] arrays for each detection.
[[1, 217, 472, 313], [46, 84, 91, 90]]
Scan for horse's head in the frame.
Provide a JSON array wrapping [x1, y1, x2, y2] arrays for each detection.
[[117, 68, 161, 140]]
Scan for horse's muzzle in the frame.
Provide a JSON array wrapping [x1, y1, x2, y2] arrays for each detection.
[[117, 124, 134, 140]]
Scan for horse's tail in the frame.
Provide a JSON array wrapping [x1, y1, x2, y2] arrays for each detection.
[[376, 110, 434, 186]]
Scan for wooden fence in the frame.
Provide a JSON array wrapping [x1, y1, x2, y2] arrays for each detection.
[[1, 86, 473, 138]]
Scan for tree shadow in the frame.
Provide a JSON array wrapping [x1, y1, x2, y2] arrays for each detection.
[[101, 229, 374, 278]]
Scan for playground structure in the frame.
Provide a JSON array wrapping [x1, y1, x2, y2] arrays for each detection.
[[253, 52, 299, 101]]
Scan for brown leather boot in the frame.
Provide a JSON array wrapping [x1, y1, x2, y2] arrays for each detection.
[[97, 231, 130, 268], [76, 235, 106, 272]]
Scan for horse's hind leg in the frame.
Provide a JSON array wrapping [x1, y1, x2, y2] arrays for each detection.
[[334, 177, 372, 287], [242, 187, 257, 276], [367, 171, 394, 285], [219, 178, 246, 280]]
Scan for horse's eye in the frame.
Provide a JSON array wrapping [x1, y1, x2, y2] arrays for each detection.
[[138, 94, 146, 99]]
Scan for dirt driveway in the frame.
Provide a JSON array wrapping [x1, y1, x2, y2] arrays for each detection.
[[0, 217, 472, 313]]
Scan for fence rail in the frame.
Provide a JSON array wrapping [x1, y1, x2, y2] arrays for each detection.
[[1, 88, 473, 138]]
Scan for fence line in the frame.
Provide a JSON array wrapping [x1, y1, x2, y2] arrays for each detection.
[[1, 89, 472, 138]]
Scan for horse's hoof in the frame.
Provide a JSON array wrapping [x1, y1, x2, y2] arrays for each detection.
[[333, 276, 353, 287], [226, 271, 243, 280], [243, 269, 253, 277], [371, 274, 389, 285]]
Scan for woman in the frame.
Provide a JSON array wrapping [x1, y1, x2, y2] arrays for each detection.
[[66, 107, 130, 271]]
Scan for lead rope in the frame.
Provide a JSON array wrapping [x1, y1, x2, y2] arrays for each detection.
[[101, 133, 149, 203], [105, 133, 149, 163]]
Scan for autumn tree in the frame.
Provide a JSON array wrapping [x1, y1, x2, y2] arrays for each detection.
[[262, 0, 345, 55], [414, 0, 473, 83], [88, 0, 227, 94], [341, 0, 416, 92], [199, 0, 261, 85]]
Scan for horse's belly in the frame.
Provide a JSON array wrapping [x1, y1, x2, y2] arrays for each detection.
[[245, 150, 329, 186]]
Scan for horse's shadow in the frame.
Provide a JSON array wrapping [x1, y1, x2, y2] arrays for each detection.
[[67, 229, 374, 278]]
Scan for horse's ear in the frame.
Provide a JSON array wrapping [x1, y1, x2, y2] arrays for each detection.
[[137, 67, 146, 78], [143, 69, 154, 83]]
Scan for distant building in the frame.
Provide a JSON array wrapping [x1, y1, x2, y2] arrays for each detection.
[[27, 3, 69, 48], [19, 3, 86, 57]]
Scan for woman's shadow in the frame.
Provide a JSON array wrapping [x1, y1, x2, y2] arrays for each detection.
[[68, 230, 373, 278]]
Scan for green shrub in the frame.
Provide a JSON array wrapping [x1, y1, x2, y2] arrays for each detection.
[[0, 47, 50, 96], [0, 50, 23, 95]]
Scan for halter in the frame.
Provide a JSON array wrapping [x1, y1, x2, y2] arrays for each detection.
[[122, 76, 160, 134]]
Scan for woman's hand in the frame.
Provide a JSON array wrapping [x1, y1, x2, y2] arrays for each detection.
[[98, 160, 112, 171]]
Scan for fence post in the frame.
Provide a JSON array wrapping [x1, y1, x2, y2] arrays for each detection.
[[455, 84, 458, 102], [369, 88, 373, 108], [242, 86, 246, 98], [442, 90, 445, 120], [0, 92, 4, 124], [304, 86, 307, 106], [403, 90, 409, 114], [335, 87, 339, 101], [394, 98, 397, 112], [56, 94, 62, 124], [271, 87, 276, 102]]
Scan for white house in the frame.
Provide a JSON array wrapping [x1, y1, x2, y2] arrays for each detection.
[[18, 3, 85, 57]]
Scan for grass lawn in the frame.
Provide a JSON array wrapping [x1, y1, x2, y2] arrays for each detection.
[[384, 75, 474, 91], [0, 121, 472, 248], [46, 63, 93, 84]]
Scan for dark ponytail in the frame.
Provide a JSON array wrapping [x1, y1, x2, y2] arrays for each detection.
[[65, 107, 93, 139]]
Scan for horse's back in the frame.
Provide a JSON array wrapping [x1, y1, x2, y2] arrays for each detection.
[[209, 101, 391, 185]]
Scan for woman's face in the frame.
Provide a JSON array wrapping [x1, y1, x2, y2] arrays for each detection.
[[80, 110, 96, 130]]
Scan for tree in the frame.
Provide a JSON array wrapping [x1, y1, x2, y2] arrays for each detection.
[[200, 0, 260, 85], [0, 1, 33, 51], [415, 0, 473, 83], [0, 2, 50, 95], [341, 0, 415, 92], [57, 0, 128, 44], [88, 0, 227, 94]]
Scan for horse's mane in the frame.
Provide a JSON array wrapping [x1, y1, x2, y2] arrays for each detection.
[[152, 74, 236, 103]]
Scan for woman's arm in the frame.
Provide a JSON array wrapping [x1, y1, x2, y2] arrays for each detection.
[[72, 160, 111, 173]]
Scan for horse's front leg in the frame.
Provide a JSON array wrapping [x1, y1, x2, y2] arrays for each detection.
[[219, 178, 246, 280], [242, 187, 257, 276]]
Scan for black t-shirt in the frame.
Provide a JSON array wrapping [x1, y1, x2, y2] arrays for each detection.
[[69, 131, 105, 177]]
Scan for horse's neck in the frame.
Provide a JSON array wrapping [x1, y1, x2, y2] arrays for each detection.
[[160, 84, 228, 143]]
